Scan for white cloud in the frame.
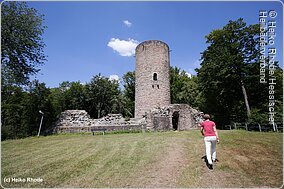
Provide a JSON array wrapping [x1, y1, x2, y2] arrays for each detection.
[[107, 38, 139, 57], [123, 20, 132, 27], [185, 72, 193, 78], [109, 75, 119, 81]]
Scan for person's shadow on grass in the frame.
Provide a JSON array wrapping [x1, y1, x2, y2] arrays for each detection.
[[201, 155, 219, 170]]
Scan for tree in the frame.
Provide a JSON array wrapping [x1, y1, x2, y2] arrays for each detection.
[[64, 82, 87, 110], [1, 80, 55, 140], [21, 80, 55, 136], [49, 81, 89, 116], [85, 74, 121, 118], [170, 67, 186, 104], [196, 18, 282, 125], [170, 66, 201, 108], [1, 2, 46, 86], [199, 19, 259, 119], [1, 86, 25, 140], [122, 71, 135, 117], [1, 2, 49, 140]]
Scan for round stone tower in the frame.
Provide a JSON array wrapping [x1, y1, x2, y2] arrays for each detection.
[[135, 40, 171, 118]]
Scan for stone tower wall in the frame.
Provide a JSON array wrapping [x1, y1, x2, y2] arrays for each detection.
[[135, 40, 171, 118]]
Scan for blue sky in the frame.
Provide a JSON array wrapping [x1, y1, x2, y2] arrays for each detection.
[[27, 1, 283, 88]]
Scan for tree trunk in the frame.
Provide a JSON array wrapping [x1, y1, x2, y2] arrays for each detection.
[[97, 109, 100, 118], [241, 80, 251, 118], [97, 103, 101, 118]]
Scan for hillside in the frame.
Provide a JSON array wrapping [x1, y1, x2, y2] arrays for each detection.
[[2, 130, 283, 188]]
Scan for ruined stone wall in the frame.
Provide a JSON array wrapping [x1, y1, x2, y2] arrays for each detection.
[[54, 110, 94, 127], [54, 125, 143, 134], [53, 107, 202, 133], [53, 110, 144, 133], [169, 104, 203, 130], [135, 40, 171, 118], [143, 104, 203, 131]]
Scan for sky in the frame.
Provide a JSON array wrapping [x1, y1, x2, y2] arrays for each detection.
[[25, 1, 283, 88]]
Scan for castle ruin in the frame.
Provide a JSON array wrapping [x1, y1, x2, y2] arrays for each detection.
[[53, 40, 203, 133], [135, 40, 171, 118], [134, 40, 203, 131]]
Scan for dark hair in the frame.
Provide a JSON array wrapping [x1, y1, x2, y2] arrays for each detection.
[[203, 114, 210, 119]]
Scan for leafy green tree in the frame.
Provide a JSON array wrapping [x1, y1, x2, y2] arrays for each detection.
[[198, 19, 259, 119], [47, 81, 72, 120], [64, 82, 87, 110], [178, 76, 203, 108], [170, 67, 185, 104], [49, 88, 65, 117], [122, 71, 135, 117], [1, 86, 25, 140], [49, 81, 88, 115], [197, 19, 259, 123], [244, 60, 283, 124], [170, 66, 201, 108], [1, 80, 55, 140], [1, 2, 46, 86], [196, 18, 283, 125], [21, 80, 55, 136], [1, 2, 48, 140], [85, 74, 121, 118]]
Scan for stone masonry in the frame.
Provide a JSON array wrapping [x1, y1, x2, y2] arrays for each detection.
[[135, 40, 171, 118], [53, 107, 203, 133], [53, 110, 145, 133], [144, 104, 204, 131], [53, 40, 204, 133]]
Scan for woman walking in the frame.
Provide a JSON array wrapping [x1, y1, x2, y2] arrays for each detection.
[[200, 114, 219, 169]]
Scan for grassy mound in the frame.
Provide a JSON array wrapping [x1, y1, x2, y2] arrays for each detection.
[[2, 130, 282, 188]]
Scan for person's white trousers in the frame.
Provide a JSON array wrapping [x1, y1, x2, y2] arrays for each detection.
[[204, 136, 217, 165]]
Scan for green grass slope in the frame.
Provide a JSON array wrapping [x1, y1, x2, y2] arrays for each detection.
[[1, 130, 283, 188]]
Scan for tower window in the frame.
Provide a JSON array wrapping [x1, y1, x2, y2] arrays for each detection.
[[153, 73, 158, 81], [157, 85, 159, 89]]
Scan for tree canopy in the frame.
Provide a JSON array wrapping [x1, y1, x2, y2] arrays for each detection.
[[196, 18, 282, 125], [170, 67, 201, 108], [122, 71, 135, 117], [1, 1, 46, 86]]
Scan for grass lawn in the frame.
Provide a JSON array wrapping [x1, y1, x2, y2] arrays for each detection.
[[1, 130, 283, 188]]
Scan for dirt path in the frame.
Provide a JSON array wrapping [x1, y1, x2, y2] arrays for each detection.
[[198, 160, 257, 188], [198, 147, 257, 188], [134, 138, 188, 188], [199, 162, 236, 188], [131, 133, 264, 188], [132, 137, 238, 188]]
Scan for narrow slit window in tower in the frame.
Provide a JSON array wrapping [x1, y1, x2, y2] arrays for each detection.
[[153, 73, 157, 81], [157, 85, 159, 89]]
